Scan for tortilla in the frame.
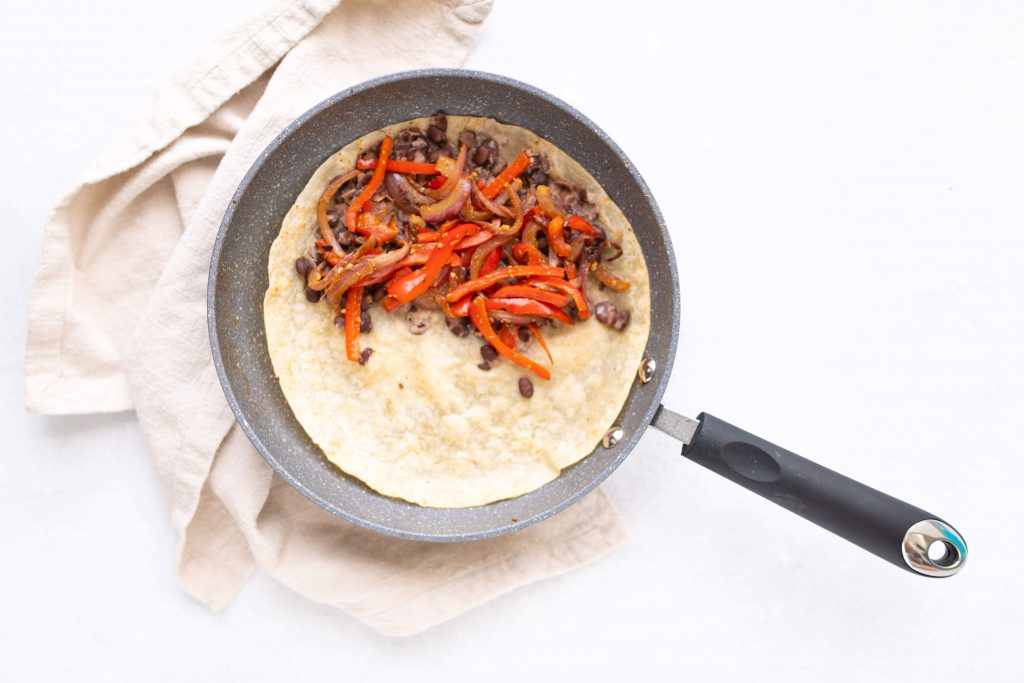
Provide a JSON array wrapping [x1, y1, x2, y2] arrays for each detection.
[[264, 116, 650, 507]]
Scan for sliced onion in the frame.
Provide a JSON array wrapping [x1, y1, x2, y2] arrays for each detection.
[[325, 260, 375, 308], [469, 235, 513, 279], [521, 218, 544, 251], [353, 240, 412, 286], [471, 181, 513, 219], [385, 172, 431, 214], [489, 179, 524, 236], [419, 177, 471, 223]]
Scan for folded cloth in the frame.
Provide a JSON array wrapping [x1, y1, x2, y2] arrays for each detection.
[[25, 0, 626, 636]]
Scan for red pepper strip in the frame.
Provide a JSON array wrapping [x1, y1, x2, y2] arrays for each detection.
[[476, 178, 486, 190], [357, 212, 399, 243], [491, 285, 570, 307], [565, 261, 578, 282], [566, 214, 600, 237], [511, 242, 544, 266], [427, 175, 447, 190], [356, 158, 439, 175], [499, 324, 517, 351], [453, 229, 494, 251], [523, 276, 590, 320], [315, 239, 341, 266], [469, 296, 551, 380], [590, 262, 631, 291], [450, 295, 472, 317], [346, 135, 392, 233], [398, 247, 462, 268], [445, 265, 564, 302], [527, 323, 553, 364], [388, 224, 479, 304], [380, 294, 402, 312], [486, 298, 574, 325], [416, 231, 440, 242], [546, 214, 573, 258], [481, 151, 531, 200], [478, 245, 503, 276], [344, 285, 364, 362]]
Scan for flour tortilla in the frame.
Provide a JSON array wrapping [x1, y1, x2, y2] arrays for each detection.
[[264, 116, 651, 508]]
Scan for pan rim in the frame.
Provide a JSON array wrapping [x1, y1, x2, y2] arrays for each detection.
[[208, 68, 680, 541]]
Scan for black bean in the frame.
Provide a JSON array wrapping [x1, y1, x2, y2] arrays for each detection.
[[372, 285, 388, 302], [431, 112, 448, 132], [427, 147, 444, 163], [473, 144, 490, 166], [477, 362, 491, 371], [459, 130, 476, 149], [362, 293, 373, 310], [326, 210, 339, 227], [427, 125, 446, 144], [360, 311, 372, 333], [612, 310, 631, 331], [518, 377, 534, 398], [490, 159, 506, 175], [295, 257, 313, 279], [305, 287, 322, 303], [594, 301, 617, 325], [336, 228, 354, 248], [446, 318, 470, 337], [480, 344, 499, 362], [518, 327, 531, 343], [334, 314, 345, 327], [359, 348, 373, 366]]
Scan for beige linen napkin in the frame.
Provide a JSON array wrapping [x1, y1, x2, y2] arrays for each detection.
[[25, 0, 626, 636]]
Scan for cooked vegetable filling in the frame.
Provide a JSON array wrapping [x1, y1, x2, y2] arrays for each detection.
[[295, 112, 632, 381]]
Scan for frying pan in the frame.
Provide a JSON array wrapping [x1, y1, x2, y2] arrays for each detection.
[[209, 69, 967, 577]]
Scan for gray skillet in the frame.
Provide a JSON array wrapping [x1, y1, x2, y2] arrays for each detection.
[[209, 69, 966, 577]]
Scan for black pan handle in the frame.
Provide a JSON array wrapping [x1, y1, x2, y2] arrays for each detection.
[[651, 407, 967, 577]]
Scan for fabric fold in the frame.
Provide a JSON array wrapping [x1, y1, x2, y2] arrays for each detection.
[[25, 0, 628, 636]]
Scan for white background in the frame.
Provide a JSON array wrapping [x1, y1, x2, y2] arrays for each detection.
[[2, 0, 1022, 680]]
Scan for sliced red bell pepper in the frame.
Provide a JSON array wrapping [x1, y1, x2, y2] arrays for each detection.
[[527, 323, 553, 364], [344, 285, 364, 362], [427, 174, 448, 190], [491, 285, 570, 307], [565, 261, 578, 282], [524, 276, 589, 320], [380, 294, 402, 312], [546, 214, 573, 258], [511, 242, 544, 266], [499, 324, 518, 351], [355, 159, 439, 175], [481, 150, 530, 200], [388, 223, 479, 304], [315, 239, 341, 266], [357, 212, 399, 243], [450, 295, 472, 317], [566, 214, 600, 237], [445, 265, 564, 302], [486, 298, 574, 325], [468, 296, 551, 380], [478, 245, 503, 276], [346, 135, 392, 234], [453, 229, 494, 251]]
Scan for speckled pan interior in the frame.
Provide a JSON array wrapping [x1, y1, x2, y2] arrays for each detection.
[[208, 70, 680, 541]]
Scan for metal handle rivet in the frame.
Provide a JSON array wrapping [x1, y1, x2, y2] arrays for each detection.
[[638, 356, 656, 384], [602, 426, 624, 448]]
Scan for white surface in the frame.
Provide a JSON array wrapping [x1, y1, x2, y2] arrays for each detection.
[[2, 0, 1022, 679]]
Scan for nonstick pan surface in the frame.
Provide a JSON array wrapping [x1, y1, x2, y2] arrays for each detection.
[[209, 69, 966, 577]]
